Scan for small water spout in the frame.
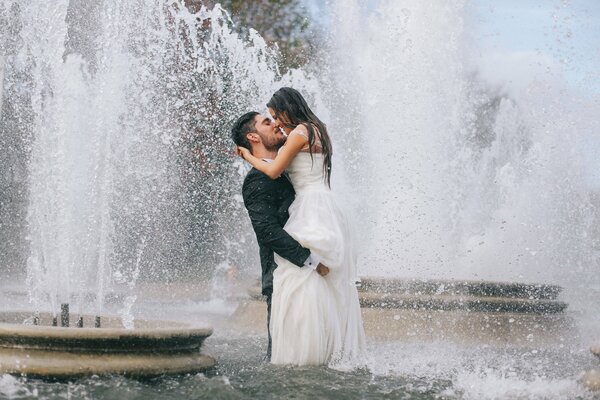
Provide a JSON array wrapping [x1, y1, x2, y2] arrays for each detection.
[[60, 303, 69, 327]]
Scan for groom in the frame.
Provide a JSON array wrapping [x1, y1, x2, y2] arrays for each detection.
[[231, 111, 329, 359]]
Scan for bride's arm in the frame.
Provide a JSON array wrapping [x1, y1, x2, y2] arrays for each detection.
[[237, 127, 308, 179]]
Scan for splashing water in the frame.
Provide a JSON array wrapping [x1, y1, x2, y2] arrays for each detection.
[[323, 0, 599, 299], [0, 1, 323, 316], [0, 1, 599, 398]]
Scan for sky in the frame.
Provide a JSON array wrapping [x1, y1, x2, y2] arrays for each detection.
[[303, 0, 600, 96], [468, 0, 600, 96], [466, 1, 600, 188], [467, 1, 599, 189]]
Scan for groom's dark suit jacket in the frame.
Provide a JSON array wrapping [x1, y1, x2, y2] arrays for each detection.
[[242, 167, 310, 296]]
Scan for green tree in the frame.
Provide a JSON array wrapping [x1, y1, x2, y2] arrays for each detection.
[[192, 0, 316, 71]]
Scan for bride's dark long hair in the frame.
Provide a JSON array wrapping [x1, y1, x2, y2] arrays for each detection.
[[267, 87, 333, 187]]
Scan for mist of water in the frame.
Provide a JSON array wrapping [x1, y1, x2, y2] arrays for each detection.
[[1, 1, 599, 398], [0, 0, 598, 324], [0, 1, 327, 317], [323, 0, 599, 296]]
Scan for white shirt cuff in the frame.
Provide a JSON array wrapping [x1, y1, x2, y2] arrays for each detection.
[[304, 252, 322, 270]]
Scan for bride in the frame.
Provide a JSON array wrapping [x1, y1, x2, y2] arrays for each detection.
[[237, 87, 365, 366]]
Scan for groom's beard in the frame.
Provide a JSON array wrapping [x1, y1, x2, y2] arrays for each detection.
[[265, 136, 286, 152]]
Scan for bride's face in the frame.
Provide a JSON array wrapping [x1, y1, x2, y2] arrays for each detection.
[[268, 107, 293, 135]]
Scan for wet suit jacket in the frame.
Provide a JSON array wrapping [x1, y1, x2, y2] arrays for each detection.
[[242, 167, 310, 296]]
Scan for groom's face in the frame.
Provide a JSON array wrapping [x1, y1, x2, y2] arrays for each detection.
[[252, 114, 286, 151]]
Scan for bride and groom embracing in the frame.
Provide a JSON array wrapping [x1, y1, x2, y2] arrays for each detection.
[[231, 87, 366, 366]]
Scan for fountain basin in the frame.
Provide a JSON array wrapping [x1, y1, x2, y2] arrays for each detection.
[[357, 278, 563, 300], [357, 277, 567, 314], [234, 277, 573, 345], [0, 312, 215, 378]]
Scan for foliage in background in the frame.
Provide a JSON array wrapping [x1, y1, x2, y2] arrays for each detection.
[[193, 0, 316, 71]]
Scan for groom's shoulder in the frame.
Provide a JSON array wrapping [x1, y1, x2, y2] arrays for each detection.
[[242, 168, 283, 194], [243, 167, 262, 183], [243, 168, 267, 188]]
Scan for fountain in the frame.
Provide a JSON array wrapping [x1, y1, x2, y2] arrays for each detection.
[[0, 0, 599, 397], [0, 311, 214, 377], [0, 0, 320, 379], [0, 1, 254, 378]]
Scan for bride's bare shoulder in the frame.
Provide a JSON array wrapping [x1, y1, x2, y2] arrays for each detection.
[[290, 124, 309, 139]]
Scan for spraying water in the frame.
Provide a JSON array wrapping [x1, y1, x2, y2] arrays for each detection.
[[0, 1, 321, 316], [0, 0, 597, 323], [324, 0, 599, 295], [0, 1, 599, 398]]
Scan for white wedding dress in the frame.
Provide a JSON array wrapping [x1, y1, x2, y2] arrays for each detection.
[[270, 146, 366, 367]]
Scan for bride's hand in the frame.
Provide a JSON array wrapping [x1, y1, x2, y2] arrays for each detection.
[[236, 146, 251, 160]]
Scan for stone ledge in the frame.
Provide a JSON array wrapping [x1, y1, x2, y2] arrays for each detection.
[[357, 277, 562, 300], [0, 312, 212, 353], [0, 347, 215, 378], [248, 278, 567, 314], [0, 324, 213, 353], [0, 312, 215, 377], [582, 369, 600, 391], [359, 292, 567, 314], [231, 298, 574, 346]]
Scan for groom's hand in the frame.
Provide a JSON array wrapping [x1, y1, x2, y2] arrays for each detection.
[[316, 263, 329, 277]]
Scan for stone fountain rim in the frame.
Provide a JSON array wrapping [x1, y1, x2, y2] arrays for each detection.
[[356, 276, 563, 301], [0, 311, 213, 343], [0, 311, 214, 356], [0, 312, 216, 377], [0, 310, 213, 338], [0, 323, 213, 339], [358, 276, 562, 288]]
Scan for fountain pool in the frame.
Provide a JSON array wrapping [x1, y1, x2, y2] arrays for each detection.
[[1, 0, 599, 398]]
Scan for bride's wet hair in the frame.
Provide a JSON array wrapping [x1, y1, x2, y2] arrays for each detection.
[[267, 87, 333, 187]]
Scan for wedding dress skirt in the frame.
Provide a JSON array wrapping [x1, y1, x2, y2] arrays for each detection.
[[270, 153, 366, 366]]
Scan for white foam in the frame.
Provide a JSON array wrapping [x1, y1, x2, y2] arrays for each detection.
[[454, 369, 587, 400], [363, 341, 595, 399], [0, 374, 32, 398]]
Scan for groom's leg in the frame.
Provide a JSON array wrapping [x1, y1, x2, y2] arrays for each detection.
[[266, 293, 272, 361]]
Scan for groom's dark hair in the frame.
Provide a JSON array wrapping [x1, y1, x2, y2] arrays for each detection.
[[231, 111, 259, 151]]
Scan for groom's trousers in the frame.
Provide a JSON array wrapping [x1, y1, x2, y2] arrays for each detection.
[[266, 293, 272, 361]]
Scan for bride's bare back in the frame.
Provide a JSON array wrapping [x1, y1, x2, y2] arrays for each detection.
[[289, 124, 323, 154]]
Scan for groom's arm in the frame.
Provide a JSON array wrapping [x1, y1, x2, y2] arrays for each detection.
[[243, 174, 310, 268]]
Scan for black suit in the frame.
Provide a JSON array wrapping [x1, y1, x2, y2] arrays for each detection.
[[242, 167, 311, 358]]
